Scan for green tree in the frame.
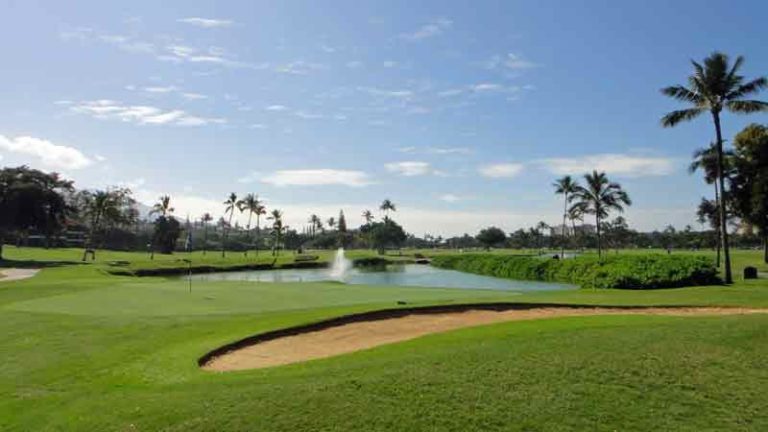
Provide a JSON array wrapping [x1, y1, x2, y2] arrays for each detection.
[[0, 167, 75, 259], [237, 193, 262, 257], [571, 171, 632, 258], [76, 187, 135, 261], [268, 209, 286, 256], [730, 123, 768, 262], [200, 212, 213, 255], [148, 195, 175, 259], [689, 144, 735, 266], [476, 226, 507, 250], [379, 199, 396, 220], [553, 175, 579, 258], [661, 52, 768, 282], [221, 192, 237, 257], [361, 209, 374, 224], [367, 218, 407, 254]]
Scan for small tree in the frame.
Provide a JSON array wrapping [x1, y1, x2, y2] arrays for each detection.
[[476, 227, 506, 250]]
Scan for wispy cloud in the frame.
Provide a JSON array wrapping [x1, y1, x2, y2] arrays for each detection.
[[261, 169, 373, 187], [0, 135, 93, 170], [479, 163, 524, 178], [400, 18, 453, 41], [265, 104, 289, 112], [428, 147, 472, 155], [274, 60, 327, 75], [67, 100, 225, 126], [385, 161, 434, 176], [357, 86, 414, 99], [177, 17, 234, 28], [484, 52, 537, 70], [439, 194, 462, 203], [539, 154, 675, 177]]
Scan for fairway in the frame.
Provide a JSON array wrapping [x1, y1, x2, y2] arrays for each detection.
[[1, 247, 767, 430]]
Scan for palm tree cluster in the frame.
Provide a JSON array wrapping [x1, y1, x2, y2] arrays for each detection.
[[661, 52, 767, 283], [554, 172, 631, 258]]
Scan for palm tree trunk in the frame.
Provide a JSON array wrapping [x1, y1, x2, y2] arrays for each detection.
[[712, 111, 733, 284], [713, 182, 721, 267], [255, 215, 261, 256], [561, 194, 568, 258], [596, 214, 602, 259], [244, 212, 253, 257]]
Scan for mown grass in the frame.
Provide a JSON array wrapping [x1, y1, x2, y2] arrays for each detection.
[[1, 246, 767, 431]]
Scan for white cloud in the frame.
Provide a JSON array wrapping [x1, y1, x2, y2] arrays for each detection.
[[357, 86, 413, 99], [383, 60, 398, 68], [295, 111, 324, 119], [428, 147, 472, 155], [438, 88, 464, 97], [485, 53, 537, 70], [144, 86, 178, 94], [69, 100, 225, 126], [439, 194, 461, 203], [479, 163, 524, 178], [177, 17, 234, 28], [0, 135, 93, 170], [265, 104, 288, 112], [385, 161, 433, 176], [471, 83, 503, 92], [400, 18, 453, 40], [181, 92, 208, 100], [345, 60, 364, 69], [274, 61, 327, 75], [540, 154, 675, 177], [261, 169, 373, 187]]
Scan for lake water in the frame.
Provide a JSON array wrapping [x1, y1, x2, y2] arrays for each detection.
[[188, 264, 576, 292]]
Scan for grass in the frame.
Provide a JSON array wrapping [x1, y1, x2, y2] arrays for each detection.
[[1, 246, 767, 430]]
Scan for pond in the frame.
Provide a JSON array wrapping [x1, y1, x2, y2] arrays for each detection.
[[188, 264, 576, 292]]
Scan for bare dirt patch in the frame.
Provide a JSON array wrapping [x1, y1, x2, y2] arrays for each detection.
[[202, 305, 767, 372], [0, 268, 40, 282]]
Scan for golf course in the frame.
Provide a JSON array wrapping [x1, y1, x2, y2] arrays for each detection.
[[2, 246, 767, 431]]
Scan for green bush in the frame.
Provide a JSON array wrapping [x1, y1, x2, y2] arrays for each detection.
[[430, 254, 720, 289]]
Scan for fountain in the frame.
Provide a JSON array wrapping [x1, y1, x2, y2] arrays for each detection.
[[329, 248, 352, 280]]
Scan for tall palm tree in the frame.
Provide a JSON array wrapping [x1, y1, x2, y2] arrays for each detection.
[[553, 175, 579, 258], [308, 214, 322, 238], [237, 193, 262, 257], [379, 199, 396, 219], [568, 204, 585, 250], [689, 144, 735, 267], [222, 192, 238, 258], [327, 216, 336, 230], [268, 209, 285, 256], [200, 212, 213, 255], [661, 52, 767, 283], [149, 195, 174, 260], [362, 209, 374, 224], [151, 195, 174, 218], [253, 199, 266, 255], [570, 171, 632, 258]]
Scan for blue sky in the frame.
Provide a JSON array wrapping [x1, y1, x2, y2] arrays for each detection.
[[1, 0, 767, 235]]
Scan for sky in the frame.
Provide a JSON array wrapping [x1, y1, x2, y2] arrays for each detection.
[[1, 0, 767, 236]]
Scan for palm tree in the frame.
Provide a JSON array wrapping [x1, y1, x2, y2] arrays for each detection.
[[149, 195, 174, 260], [200, 213, 213, 255], [151, 195, 174, 218], [380, 199, 396, 219], [222, 192, 238, 257], [689, 144, 735, 267], [553, 175, 579, 258], [570, 171, 632, 258], [327, 216, 336, 230], [268, 209, 285, 256], [362, 209, 374, 224], [237, 193, 262, 257], [661, 52, 767, 283], [308, 214, 322, 238], [78, 188, 135, 261], [253, 199, 266, 255], [568, 204, 585, 250]]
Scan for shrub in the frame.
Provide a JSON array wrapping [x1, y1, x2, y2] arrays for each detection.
[[430, 254, 720, 289]]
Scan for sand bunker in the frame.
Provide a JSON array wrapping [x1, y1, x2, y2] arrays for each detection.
[[202, 305, 766, 372], [0, 268, 39, 282]]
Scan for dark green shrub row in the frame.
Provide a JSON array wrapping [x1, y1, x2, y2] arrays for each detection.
[[430, 254, 720, 289]]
